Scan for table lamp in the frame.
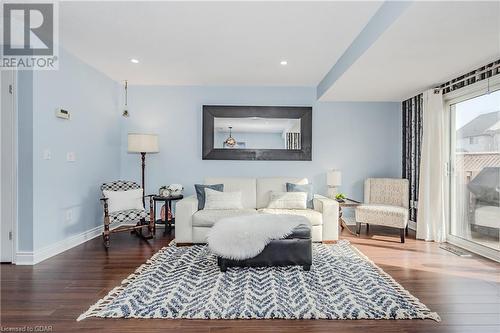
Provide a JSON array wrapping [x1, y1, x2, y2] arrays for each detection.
[[327, 169, 342, 199], [128, 133, 159, 204]]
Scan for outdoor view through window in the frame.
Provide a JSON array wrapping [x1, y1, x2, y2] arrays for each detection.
[[451, 89, 500, 252]]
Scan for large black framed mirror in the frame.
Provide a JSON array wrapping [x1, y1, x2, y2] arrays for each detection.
[[202, 105, 312, 161]]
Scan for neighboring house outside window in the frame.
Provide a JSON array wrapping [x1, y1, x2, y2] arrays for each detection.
[[457, 111, 500, 153]]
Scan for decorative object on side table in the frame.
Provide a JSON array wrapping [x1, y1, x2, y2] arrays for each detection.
[[335, 192, 346, 203], [159, 184, 184, 197], [152, 194, 184, 235], [327, 169, 342, 198], [127, 133, 159, 205], [337, 197, 361, 236]]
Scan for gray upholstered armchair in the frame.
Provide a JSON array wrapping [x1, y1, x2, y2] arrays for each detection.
[[355, 178, 409, 243], [100, 180, 154, 248]]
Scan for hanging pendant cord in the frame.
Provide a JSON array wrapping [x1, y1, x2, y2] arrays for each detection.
[[125, 80, 128, 106]]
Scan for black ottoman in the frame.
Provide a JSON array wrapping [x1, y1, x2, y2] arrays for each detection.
[[217, 224, 312, 272]]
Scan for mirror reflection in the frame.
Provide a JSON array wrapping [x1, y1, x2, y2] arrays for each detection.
[[214, 117, 301, 149]]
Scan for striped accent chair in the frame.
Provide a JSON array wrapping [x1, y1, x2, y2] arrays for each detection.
[[101, 180, 153, 248]]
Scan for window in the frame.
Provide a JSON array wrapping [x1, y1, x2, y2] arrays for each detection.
[[447, 85, 500, 259]]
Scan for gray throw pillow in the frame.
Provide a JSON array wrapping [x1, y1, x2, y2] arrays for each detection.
[[194, 184, 224, 210], [286, 182, 313, 209]]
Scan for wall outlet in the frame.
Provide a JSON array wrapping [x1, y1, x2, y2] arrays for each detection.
[[66, 152, 76, 162], [65, 209, 73, 222], [43, 149, 51, 160], [55, 108, 70, 120]]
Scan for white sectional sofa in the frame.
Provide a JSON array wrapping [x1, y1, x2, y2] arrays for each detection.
[[176, 177, 339, 244]]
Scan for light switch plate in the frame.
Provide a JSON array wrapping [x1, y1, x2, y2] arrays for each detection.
[[66, 152, 76, 162], [65, 209, 73, 222], [43, 149, 51, 160]]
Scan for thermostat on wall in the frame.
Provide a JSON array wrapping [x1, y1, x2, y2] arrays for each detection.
[[56, 108, 70, 120]]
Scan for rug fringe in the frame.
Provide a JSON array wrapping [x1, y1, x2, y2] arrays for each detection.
[[347, 241, 441, 322], [77, 245, 170, 321]]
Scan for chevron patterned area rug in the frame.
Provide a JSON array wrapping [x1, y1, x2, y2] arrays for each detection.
[[78, 240, 440, 321]]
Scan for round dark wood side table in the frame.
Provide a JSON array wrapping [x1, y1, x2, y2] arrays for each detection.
[[152, 194, 184, 236], [337, 198, 361, 236]]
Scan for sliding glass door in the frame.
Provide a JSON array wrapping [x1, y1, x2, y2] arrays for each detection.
[[448, 88, 500, 259]]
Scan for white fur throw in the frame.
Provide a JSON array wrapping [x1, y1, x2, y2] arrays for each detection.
[[207, 214, 310, 260]]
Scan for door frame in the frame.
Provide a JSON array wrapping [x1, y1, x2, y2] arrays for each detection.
[[1, 69, 18, 264], [444, 75, 500, 262]]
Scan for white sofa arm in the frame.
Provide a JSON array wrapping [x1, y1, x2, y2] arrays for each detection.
[[313, 195, 339, 241], [175, 195, 198, 244]]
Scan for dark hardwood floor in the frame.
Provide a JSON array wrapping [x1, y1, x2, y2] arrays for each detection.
[[1, 225, 499, 333]]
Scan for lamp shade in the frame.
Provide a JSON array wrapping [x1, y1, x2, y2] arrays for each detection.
[[128, 133, 159, 153], [327, 169, 342, 186]]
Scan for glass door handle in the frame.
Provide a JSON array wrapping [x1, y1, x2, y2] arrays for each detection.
[[445, 162, 453, 176]]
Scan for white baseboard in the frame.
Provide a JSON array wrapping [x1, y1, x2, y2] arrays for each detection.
[[15, 224, 104, 265], [15, 251, 35, 265]]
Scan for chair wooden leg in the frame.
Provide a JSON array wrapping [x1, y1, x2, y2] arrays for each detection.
[[103, 204, 110, 248], [135, 219, 153, 240], [103, 225, 110, 248], [149, 196, 156, 236], [366, 223, 369, 234], [405, 225, 409, 236], [103, 234, 110, 248], [400, 228, 405, 243], [356, 222, 361, 235]]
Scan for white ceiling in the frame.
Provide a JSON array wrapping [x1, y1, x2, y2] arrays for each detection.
[[59, 1, 500, 101], [320, 1, 500, 102], [60, 1, 381, 86]]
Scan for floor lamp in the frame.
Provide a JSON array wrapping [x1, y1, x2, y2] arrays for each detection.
[[128, 133, 159, 205]]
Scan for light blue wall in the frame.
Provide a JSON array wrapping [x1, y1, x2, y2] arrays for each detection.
[[27, 49, 121, 251], [120, 86, 401, 207], [18, 59, 401, 254]]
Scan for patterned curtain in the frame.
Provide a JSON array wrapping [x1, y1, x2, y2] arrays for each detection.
[[286, 132, 300, 150], [402, 59, 499, 224], [439, 59, 500, 94], [402, 94, 423, 223]]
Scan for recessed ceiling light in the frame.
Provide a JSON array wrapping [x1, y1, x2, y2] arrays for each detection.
[[130, 58, 139, 64], [280, 60, 288, 66]]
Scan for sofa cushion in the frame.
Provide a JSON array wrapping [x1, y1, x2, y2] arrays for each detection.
[[204, 188, 243, 210], [256, 177, 308, 209], [286, 182, 314, 209], [267, 191, 307, 209], [103, 189, 144, 213], [195, 184, 223, 210], [192, 209, 258, 227], [205, 178, 256, 209], [258, 208, 322, 226], [355, 204, 408, 228]]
